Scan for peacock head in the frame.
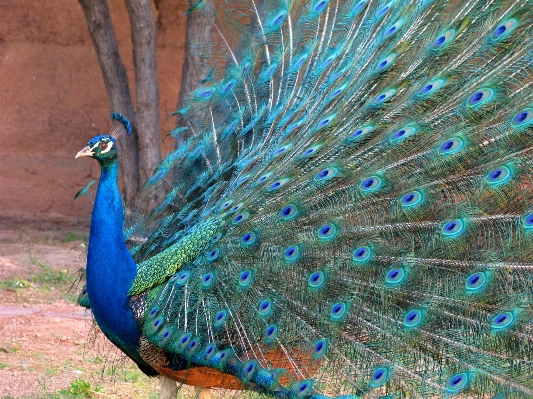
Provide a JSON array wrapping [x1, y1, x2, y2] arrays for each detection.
[[76, 135, 117, 164], [76, 113, 131, 164]]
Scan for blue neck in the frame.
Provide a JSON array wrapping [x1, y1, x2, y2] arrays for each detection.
[[86, 159, 147, 368]]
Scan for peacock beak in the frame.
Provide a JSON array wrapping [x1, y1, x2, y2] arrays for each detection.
[[75, 146, 94, 158]]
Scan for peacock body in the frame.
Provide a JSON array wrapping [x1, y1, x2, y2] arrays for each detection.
[[77, 0, 533, 397]]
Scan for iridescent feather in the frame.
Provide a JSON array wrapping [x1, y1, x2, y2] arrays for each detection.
[[80, 1, 533, 398]]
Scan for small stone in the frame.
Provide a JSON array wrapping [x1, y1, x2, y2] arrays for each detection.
[[72, 369, 83, 375], [60, 336, 68, 342], [34, 333, 41, 338]]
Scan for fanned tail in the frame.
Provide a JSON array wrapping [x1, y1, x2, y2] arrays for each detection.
[[125, 1, 533, 397]]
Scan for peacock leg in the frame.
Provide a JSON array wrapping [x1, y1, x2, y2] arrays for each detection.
[[194, 387, 212, 399], [159, 375, 177, 399]]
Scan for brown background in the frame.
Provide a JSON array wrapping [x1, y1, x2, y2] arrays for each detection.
[[0, 0, 189, 222]]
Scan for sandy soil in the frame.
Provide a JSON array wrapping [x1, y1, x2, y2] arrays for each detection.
[[0, 219, 198, 398]]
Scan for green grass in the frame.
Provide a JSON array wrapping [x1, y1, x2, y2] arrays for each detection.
[[0, 254, 79, 302], [102, 362, 152, 384], [4, 341, 20, 353], [0, 255, 73, 291], [0, 279, 30, 290], [84, 356, 102, 364], [59, 232, 87, 243], [0, 255, 70, 291], [29, 255, 71, 286], [61, 359, 75, 370], [34, 378, 102, 399], [120, 367, 144, 383], [0, 361, 10, 370], [60, 378, 102, 398], [45, 367, 59, 377], [4, 223, 88, 245]]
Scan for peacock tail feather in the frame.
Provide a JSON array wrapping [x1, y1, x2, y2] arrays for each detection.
[[85, 0, 533, 397], [129, 217, 222, 295]]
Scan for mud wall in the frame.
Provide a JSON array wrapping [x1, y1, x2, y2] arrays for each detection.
[[0, 0, 188, 221]]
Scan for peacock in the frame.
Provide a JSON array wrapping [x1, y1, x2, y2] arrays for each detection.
[[75, 0, 533, 398]]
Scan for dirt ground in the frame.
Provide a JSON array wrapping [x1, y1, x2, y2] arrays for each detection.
[[0, 216, 198, 398]]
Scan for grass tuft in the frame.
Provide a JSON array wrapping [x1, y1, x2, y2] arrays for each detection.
[[60, 378, 102, 398]]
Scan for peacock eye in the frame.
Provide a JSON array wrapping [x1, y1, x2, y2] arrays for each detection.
[[98, 142, 108, 149]]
